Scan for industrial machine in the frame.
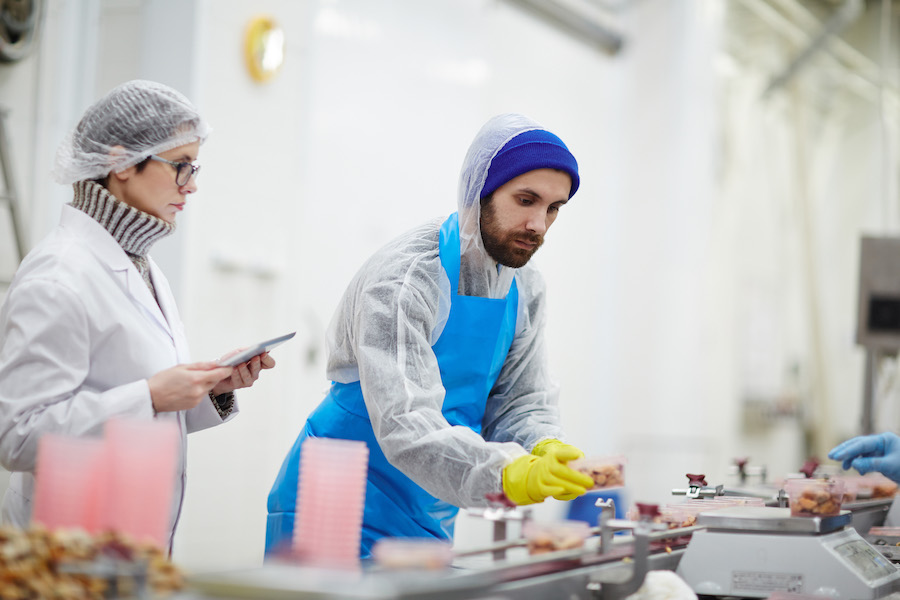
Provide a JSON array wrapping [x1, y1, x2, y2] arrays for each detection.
[[186, 475, 900, 600], [855, 236, 900, 434], [677, 505, 900, 598], [187, 500, 688, 600]]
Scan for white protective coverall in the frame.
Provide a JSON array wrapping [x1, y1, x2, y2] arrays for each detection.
[[323, 113, 567, 508]]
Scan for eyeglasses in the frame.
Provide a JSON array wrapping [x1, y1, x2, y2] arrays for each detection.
[[148, 155, 201, 186]]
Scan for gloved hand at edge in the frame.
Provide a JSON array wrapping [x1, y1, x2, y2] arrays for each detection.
[[828, 432, 900, 483], [531, 438, 585, 460], [502, 445, 594, 505]]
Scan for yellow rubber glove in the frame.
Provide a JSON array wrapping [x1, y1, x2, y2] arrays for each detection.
[[531, 438, 584, 459], [502, 445, 594, 505]]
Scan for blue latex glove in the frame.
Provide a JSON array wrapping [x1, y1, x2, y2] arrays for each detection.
[[828, 432, 900, 483]]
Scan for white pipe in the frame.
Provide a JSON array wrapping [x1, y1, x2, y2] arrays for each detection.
[[736, 0, 899, 109], [878, 0, 896, 230], [762, 0, 863, 97]]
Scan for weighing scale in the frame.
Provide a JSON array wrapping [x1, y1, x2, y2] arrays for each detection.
[[677, 505, 900, 598]]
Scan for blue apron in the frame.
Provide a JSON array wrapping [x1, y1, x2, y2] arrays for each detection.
[[265, 213, 519, 557]]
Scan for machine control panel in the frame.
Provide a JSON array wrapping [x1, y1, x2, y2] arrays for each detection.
[[831, 539, 897, 584]]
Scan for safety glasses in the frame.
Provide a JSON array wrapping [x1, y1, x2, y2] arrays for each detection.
[[148, 155, 201, 186]]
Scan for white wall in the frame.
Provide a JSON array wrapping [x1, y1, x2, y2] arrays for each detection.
[[1, 0, 897, 575]]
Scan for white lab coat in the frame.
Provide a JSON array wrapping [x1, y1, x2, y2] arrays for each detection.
[[0, 205, 236, 547]]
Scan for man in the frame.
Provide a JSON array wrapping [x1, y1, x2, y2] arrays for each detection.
[[267, 113, 594, 557]]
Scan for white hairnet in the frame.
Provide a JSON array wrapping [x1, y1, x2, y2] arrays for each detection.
[[457, 113, 542, 298], [52, 80, 210, 185], [324, 113, 568, 508]]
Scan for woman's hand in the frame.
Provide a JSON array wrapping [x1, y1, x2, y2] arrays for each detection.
[[210, 352, 276, 396], [148, 362, 234, 413]]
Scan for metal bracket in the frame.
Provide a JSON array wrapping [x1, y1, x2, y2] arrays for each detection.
[[464, 504, 532, 561], [589, 514, 669, 600]]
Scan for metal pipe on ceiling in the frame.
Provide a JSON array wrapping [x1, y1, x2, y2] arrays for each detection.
[[505, 0, 625, 56], [762, 0, 864, 97]]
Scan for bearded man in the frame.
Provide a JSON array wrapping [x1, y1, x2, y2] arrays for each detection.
[[266, 113, 593, 558]]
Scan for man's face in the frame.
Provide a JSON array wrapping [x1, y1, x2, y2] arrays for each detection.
[[480, 168, 572, 268]]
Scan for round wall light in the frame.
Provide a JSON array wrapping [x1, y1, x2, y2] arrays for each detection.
[[244, 15, 284, 83]]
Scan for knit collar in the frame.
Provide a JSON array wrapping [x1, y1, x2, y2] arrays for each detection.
[[70, 180, 175, 257]]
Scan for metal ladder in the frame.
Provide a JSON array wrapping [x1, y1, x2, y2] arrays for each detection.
[[0, 106, 26, 287]]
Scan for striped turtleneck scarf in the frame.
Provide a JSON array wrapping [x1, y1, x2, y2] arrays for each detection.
[[70, 180, 174, 301]]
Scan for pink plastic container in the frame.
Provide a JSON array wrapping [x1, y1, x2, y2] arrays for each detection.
[[103, 418, 179, 548], [522, 519, 591, 555], [32, 433, 107, 533], [568, 455, 625, 490], [293, 438, 369, 568], [371, 538, 454, 570], [786, 478, 845, 517]]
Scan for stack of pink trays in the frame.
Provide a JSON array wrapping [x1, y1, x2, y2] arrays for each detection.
[[32, 417, 178, 549], [104, 418, 178, 548], [32, 434, 107, 534], [293, 438, 369, 568]]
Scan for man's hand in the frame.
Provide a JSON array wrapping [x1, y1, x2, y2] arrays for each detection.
[[502, 445, 594, 505], [531, 439, 585, 459], [148, 362, 234, 413], [211, 352, 276, 396]]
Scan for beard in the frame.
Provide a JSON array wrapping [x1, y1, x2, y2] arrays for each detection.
[[480, 200, 544, 268]]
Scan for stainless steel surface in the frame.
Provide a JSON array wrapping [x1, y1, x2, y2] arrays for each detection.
[[186, 503, 701, 600], [590, 518, 666, 600], [463, 504, 533, 562], [856, 236, 900, 434], [677, 525, 900, 599], [698, 505, 852, 534], [867, 529, 900, 563], [182, 499, 900, 599], [863, 348, 882, 434], [184, 491, 899, 599], [186, 546, 685, 600], [848, 497, 894, 535], [670, 483, 724, 499]]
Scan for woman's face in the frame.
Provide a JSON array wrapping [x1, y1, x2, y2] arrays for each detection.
[[108, 140, 200, 224]]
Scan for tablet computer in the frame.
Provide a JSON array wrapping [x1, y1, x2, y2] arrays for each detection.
[[218, 332, 296, 367]]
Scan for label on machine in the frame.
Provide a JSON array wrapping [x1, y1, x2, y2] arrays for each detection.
[[732, 571, 803, 594], [832, 540, 897, 583]]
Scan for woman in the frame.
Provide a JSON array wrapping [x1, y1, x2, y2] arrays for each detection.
[[0, 80, 273, 549]]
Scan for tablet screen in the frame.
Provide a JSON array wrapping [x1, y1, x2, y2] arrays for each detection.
[[218, 332, 296, 367]]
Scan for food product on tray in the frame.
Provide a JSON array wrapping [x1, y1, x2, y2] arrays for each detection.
[[838, 473, 898, 499], [0, 524, 183, 599], [865, 473, 900, 498], [568, 456, 625, 490], [786, 479, 845, 517], [832, 477, 858, 503], [523, 520, 590, 555], [372, 538, 454, 570], [874, 481, 899, 497]]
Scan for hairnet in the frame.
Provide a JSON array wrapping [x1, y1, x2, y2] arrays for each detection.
[[457, 113, 576, 298], [52, 80, 210, 185]]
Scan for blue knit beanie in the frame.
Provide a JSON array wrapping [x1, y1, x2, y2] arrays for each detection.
[[481, 128, 580, 200]]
